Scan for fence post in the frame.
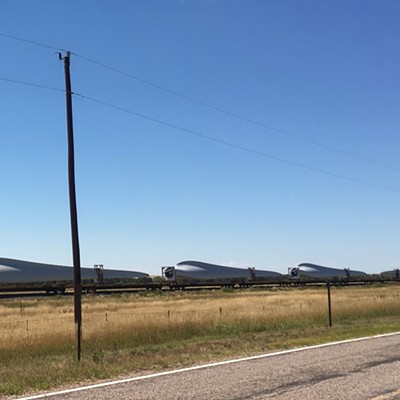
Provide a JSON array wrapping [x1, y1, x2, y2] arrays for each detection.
[[327, 281, 332, 327]]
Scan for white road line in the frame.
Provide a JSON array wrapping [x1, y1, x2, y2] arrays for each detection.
[[371, 389, 400, 400], [16, 331, 400, 400]]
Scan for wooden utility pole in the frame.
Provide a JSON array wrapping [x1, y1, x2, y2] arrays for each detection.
[[60, 51, 82, 361]]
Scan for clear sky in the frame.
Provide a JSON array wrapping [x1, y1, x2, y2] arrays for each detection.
[[1, 0, 399, 275]]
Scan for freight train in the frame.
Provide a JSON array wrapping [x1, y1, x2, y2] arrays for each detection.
[[0, 257, 149, 294], [161, 261, 375, 288], [1, 258, 399, 294]]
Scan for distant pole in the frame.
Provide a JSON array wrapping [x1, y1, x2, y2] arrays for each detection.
[[327, 281, 332, 327], [60, 51, 82, 361]]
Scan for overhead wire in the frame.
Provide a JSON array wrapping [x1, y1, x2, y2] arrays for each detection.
[[0, 72, 398, 193], [0, 33, 65, 52], [71, 52, 400, 174], [1, 33, 399, 192], [1, 32, 398, 173], [0, 76, 64, 93], [74, 92, 400, 193]]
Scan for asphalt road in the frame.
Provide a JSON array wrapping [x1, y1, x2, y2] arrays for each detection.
[[17, 333, 400, 400]]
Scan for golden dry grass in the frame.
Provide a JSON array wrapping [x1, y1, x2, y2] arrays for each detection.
[[2, 284, 400, 398], [1, 285, 400, 351]]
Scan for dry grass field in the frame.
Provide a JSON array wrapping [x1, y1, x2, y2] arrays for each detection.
[[1, 284, 400, 397]]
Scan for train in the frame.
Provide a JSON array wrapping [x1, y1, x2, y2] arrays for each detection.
[[162, 260, 281, 285], [161, 260, 374, 288], [0, 257, 149, 294], [0, 257, 399, 294]]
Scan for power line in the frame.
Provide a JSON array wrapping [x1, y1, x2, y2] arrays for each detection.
[[2, 32, 399, 173], [71, 53, 400, 174], [0, 33, 65, 52], [1, 73, 398, 192], [0, 76, 64, 93], [1, 72, 398, 192], [74, 92, 400, 194]]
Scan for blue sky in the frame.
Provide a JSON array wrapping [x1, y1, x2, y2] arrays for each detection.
[[1, 0, 399, 275]]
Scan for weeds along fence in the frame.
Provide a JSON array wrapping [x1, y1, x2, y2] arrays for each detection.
[[0, 305, 324, 350], [1, 286, 400, 351], [0, 306, 307, 350]]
